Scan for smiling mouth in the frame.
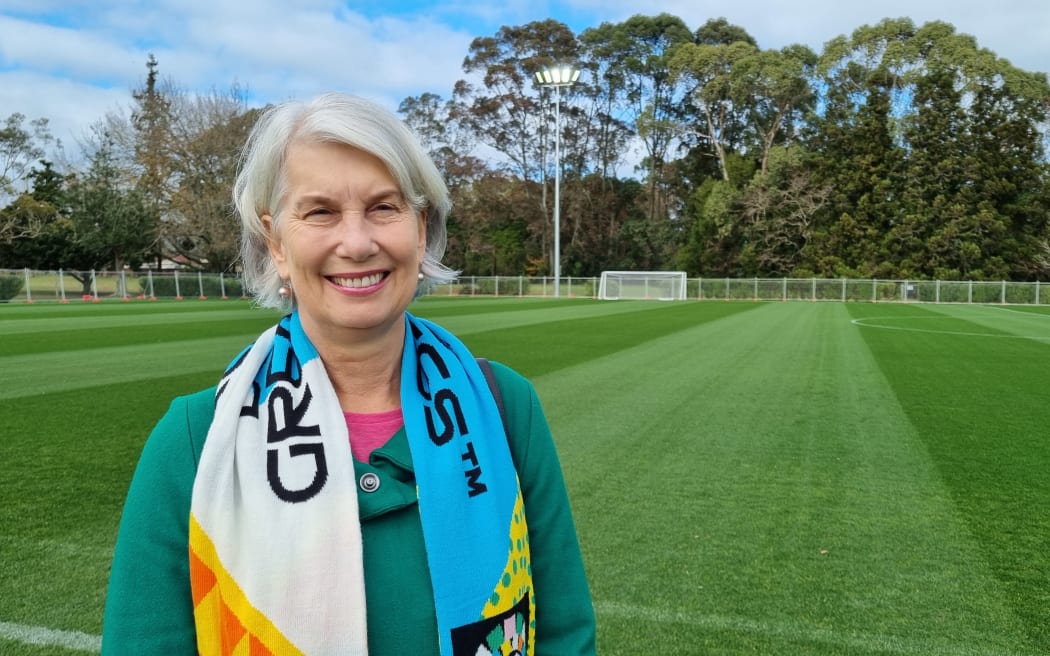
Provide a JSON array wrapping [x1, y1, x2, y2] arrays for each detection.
[[329, 272, 387, 289]]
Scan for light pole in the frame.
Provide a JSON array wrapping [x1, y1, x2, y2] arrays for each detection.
[[535, 65, 579, 297]]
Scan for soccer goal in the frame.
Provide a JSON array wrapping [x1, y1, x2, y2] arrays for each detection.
[[597, 271, 688, 301]]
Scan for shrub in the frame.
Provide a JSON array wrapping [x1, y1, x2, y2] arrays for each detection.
[[0, 274, 24, 302]]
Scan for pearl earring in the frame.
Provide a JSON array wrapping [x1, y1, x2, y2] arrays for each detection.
[[417, 272, 425, 281], [278, 282, 292, 299]]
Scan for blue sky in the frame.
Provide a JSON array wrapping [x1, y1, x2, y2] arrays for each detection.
[[1, 0, 1047, 157]]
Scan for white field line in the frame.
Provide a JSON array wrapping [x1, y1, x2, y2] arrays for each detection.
[[0, 621, 100, 653], [987, 305, 1050, 318], [594, 601, 1038, 656], [850, 315, 1050, 341]]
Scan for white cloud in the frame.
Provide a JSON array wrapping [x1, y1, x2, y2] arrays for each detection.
[[0, 15, 142, 81], [0, 70, 128, 157]]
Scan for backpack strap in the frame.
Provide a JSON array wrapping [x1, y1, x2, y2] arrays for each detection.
[[475, 357, 509, 438]]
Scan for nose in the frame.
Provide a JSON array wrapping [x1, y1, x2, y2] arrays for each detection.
[[333, 212, 379, 261]]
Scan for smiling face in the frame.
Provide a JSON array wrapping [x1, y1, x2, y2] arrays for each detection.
[[264, 140, 426, 348]]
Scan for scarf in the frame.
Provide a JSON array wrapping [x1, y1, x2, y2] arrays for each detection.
[[188, 311, 534, 656]]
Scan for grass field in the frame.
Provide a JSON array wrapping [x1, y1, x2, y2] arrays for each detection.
[[2, 297, 1049, 655]]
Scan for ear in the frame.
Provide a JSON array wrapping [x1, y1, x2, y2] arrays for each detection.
[[261, 213, 289, 278]]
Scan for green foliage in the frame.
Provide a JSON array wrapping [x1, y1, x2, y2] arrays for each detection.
[[0, 273, 23, 301]]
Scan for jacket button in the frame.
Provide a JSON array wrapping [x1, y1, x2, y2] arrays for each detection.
[[359, 472, 381, 493]]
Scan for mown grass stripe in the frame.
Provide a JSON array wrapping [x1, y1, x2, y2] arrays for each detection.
[[539, 302, 1028, 654], [0, 307, 278, 338], [448, 300, 763, 378], [0, 335, 252, 400], [849, 302, 1050, 648]]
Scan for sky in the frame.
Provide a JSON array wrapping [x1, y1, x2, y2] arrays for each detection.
[[1, 0, 1048, 159]]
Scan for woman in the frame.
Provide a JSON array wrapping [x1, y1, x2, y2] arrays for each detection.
[[102, 93, 596, 655]]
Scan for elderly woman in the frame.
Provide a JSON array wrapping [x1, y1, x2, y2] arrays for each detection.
[[102, 93, 596, 655]]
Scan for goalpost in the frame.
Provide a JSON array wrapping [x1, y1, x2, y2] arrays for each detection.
[[598, 271, 688, 301]]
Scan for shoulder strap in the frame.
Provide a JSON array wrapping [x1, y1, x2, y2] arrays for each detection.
[[475, 357, 509, 438]]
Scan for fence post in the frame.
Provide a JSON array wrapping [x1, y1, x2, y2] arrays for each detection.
[[783, 277, 787, 302], [58, 268, 68, 303], [871, 279, 876, 303], [811, 277, 816, 302], [220, 273, 228, 299], [935, 279, 940, 304], [841, 277, 846, 302], [175, 270, 183, 300], [90, 270, 99, 301], [23, 268, 33, 304], [968, 280, 972, 304], [1001, 280, 1006, 304], [120, 268, 129, 301]]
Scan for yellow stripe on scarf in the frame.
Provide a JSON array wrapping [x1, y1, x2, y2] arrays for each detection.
[[481, 491, 535, 656], [189, 514, 306, 656]]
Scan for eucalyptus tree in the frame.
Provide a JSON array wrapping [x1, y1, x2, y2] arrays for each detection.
[[580, 13, 693, 223], [0, 112, 56, 198], [0, 113, 58, 244], [452, 19, 587, 275]]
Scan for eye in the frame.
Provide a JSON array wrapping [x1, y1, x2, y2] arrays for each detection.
[[369, 201, 404, 220], [303, 206, 334, 220]]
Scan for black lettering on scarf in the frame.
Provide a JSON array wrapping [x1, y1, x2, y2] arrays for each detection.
[[265, 348, 326, 502], [414, 326, 488, 497], [425, 388, 467, 446], [461, 442, 488, 497], [264, 384, 325, 501], [267, 442, 328, 503], [239, 381, 261, 418]]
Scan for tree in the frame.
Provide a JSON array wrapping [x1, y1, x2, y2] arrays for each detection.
[[163, 87, 259, 272], [736, 146, 830, 275], [131, 54, 174, 205], [51, 129, 157, 292], [0, 114, 58, 242], [581, 14, 693, 222], [0, 113, 56, 196], [0, 161, 71, 263], [453, 19, 581, 274]]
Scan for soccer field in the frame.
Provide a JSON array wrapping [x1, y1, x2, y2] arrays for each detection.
[[2, 297, 1049, 655]]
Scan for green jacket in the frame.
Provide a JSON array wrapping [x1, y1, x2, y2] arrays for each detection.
[[102, 360, 595, 655]]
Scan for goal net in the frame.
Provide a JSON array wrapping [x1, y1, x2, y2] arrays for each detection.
[[598, 271, 688, 301]]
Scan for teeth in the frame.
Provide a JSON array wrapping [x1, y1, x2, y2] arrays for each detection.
[[332, 273, 384, 289]]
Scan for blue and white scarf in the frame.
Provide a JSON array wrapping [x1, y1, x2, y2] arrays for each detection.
[[189, 311, 534, 656]]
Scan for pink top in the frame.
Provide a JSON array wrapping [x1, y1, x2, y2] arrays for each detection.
[[344, 408, 405, 463]]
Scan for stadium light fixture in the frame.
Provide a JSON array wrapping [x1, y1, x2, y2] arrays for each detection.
[[535, 64, 580, 297]]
